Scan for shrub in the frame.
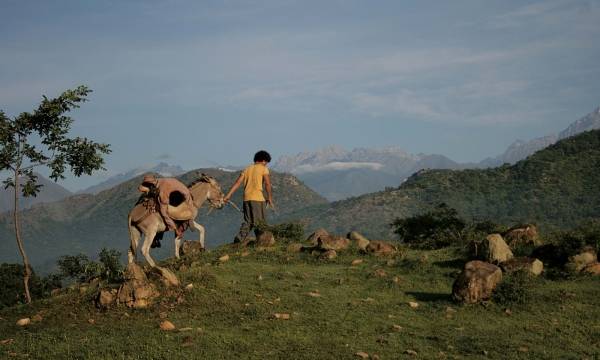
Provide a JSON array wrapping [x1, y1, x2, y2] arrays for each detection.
[[57, 248, 123, 284], [391, 203, 466, 249], [493, 270, 533, 305], [0, 263, 61, 309], [256, 222, 305, 242]]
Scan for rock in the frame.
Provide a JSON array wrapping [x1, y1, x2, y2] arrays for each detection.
[[219, 254, 230, 263], [483, 234, 513, 263], [307, 291, 321, 297], [50, 288, 62, 297], [273, 313, 290, 320], [348, 231, 370, 251], [117, 263, 159, 309], [452, 260, 503, 304], [317, 235, 350, 251], [96, 289, 117, 309], [307, 228, 330, 245], [405, 349, 418, 356], [31, 314, 43, 323], [373, 269, 387, 277], [365, 240, 397, 256], [583, 262, 600, 275], [504, 224, 541, 248], [185, 283, 194, 291], [408, 301, 419, 309], [392, 324, 403, 332], [566, 247, 598, 272], [159, 267, 180, 287], [321, 250, 337, 260], [256, 231, 276, 247], [16, 318, 30, 327], [181, 240, 204, 256], [286, 243, 304, 253], [501, 257, 544, 276], [355, 352, 369, 359], [351, 259, 364, 266], [160, 320, 176, 331]]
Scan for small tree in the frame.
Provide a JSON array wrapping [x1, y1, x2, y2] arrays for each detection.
[[0, 86, 110, 303]]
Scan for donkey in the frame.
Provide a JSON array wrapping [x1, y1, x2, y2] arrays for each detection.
[[127, 174, 225, 268]]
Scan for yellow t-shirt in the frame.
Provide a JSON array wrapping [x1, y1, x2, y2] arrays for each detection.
[[241, 164, 270, 202]]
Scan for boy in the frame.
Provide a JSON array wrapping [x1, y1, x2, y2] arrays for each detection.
[[224, 150, 274, 244]]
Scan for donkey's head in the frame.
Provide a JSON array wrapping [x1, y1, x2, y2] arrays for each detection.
[[191, 173, 225, 209]]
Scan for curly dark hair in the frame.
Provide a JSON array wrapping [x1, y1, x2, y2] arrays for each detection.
[[254, 150, 272, 163]]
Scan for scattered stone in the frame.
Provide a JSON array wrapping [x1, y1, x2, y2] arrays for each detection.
[[286, 243, 304, 253], [273, 313, 290, 320], [257, 231, 276, 247], [96, 289, 117, 309], [348, 231, 370, 251], [355, 351, 369, 359], [181, 240, 204, 256], [88, 319, 95, 325], [373, 269, 387, 277], [405, 349, 418, 356], [501, 257, 544, 276], [31, 314, 43, 323], [319, 249, 337, 260], [0, 339, 14, 345], [452, 260, 502, 304], [318, 236, 350, 251], [518, 346, 529, 353], [185, 283, 194, 291], [16, 318, 30, 327], [392, 276, 401, 284], [159, 267, 180, 287], [351, 259, 364, 266], [50, 288, 62, 297], [218, 254, 230, 263], [257, 275, 263, 281], [392, 324, 403, 332], [307, 228, 330, 245], [160, 320, 176, 331], [365, 240, 397, 256], [566, 247, 597, 272], [408, 301, 419, 309], [483, 234, 514, 263], [504, 224, 541, 248], [307, 291, 321, 298], [583, 262, 600, 275], [446, 307, 457, 313], [241, 251, 251, 257], [117, 263, 159, 309]]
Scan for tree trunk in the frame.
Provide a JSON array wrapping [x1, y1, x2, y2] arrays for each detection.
[[13, 169, 32, 304]]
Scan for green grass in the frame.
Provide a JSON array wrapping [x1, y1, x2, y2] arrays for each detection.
[[1, 243, 599, 359]]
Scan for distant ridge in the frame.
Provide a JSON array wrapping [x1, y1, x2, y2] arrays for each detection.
[[0, 173, 72, 214]]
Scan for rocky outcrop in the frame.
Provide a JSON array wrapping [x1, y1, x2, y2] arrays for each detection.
[[500, 257, 544, 276], [117, 263, 160, 309], [317, 236, 350, 251], [365, 240, 397, 256], [504, 225, 541, 248], [348, 231, 370, 251], [566, 247, 598, 272], [477, 234, 514, 264], [307, 228, 330, 246], [256, 231, 276, 247], [181, 240, 204, 256], [452, 261, 503, 304]]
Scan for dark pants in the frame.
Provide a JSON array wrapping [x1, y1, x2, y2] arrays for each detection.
[[235, 201, 267, 243]]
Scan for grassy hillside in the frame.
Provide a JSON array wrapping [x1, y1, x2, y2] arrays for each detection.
[[0, 169, 326, 269], [290, 130, 600, 238], [1, 244, 599, 359]]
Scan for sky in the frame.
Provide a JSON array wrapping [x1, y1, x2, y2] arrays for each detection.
[[1, 0, 599, 191]]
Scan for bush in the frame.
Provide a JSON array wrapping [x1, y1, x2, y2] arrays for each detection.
[[257, 222, 305, 242], [493, 270, 533, 305], [391, 203, 466, 249], [57, 248, 123, 284], [0, 263, 61, 309]]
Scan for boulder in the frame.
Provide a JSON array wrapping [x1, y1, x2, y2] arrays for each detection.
[[317, 235, 350, 251], [504, 224, 541, 248], [348, 231, 370, 251], [96, 289, 117, 309], [181, 240, 204, 256], [500, 257, 544, 276], [482, 234, 513, 263], [158, 267, 180, 287], [583, 262, 600, 275], [307, 228, 330, 246], [256, 231, 276, 247], [286, 243, 304, 253], [117, 263, 160, 309], [365, 240, 397, 256], [320, 250, 337, 260], [566, 247, 598, 272], [452, 260, 503, 304]]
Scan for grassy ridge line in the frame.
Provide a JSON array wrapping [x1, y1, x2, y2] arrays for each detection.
[[293, 130, 600, 238], [1, 244, 599, 359]]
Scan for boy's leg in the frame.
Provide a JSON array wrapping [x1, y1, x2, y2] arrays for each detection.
[[234, 201, 252, 244], [251, 201, 267, 238]]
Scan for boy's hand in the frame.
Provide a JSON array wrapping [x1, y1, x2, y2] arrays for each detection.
[[223, 195, 230, 203], [266, 198, 275, 210]]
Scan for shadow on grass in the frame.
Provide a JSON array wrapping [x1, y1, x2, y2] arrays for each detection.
[[405, 291, 452, 303], [433, 258, 465, 269]]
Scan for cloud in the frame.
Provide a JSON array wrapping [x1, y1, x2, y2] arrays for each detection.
[[156, 153, 172, 160]]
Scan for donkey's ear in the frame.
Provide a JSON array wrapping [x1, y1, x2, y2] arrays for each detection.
[[200, 173, 211, 182]]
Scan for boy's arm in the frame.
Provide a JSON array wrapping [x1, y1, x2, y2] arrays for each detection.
[[224, 174, 244, 203], [264, 173, 274, 207]]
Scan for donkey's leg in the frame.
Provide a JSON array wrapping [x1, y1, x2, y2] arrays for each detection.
[[191, 221, 206, 248], [128, 225, 142, 264], [174, 235, 183, 259], [141, 228, 158, 268]]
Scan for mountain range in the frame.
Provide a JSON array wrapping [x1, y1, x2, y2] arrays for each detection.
[[0, 174, 72, 215], [275, 106, 600, 200]]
